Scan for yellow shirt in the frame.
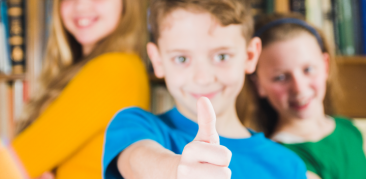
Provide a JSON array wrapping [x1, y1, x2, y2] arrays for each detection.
[[11, 53, 150, 178]]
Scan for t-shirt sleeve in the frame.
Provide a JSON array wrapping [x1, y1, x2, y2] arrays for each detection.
[[273, 143, 308, 179], [292, 153, 308, 179], [351, 119, 366, 155], [103, 108, 166, 179]]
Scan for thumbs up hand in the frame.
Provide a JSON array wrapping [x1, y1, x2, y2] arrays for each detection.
[[177, 97, 232, 179]]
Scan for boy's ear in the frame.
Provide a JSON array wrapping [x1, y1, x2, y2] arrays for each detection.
[[322, 52, 330, 79], [251, 75, 267, 97], [245, 37, 262, 74], [147, 42, 165, 78]]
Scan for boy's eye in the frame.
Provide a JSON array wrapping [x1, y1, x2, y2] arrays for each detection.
[[174, 56, 189, 64], [304, 66, 314, 74], [214, 54, 230, 62], [273, 74, 286, 82]]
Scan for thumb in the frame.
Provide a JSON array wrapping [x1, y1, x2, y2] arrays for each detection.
[[194, 97, 219, 145]]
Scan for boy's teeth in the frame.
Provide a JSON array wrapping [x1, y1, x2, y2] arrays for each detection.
[[78, 18, 92, 27], [298, 99, 308, 106]]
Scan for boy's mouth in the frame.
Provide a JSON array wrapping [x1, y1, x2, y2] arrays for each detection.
[[191, 91, 220, 99]]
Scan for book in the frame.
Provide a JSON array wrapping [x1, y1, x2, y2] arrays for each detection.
[[0, 82, 9, 139], [7, 81, 14, 139], [0, 20, 11, 74], [265, 0, 275, 14], [322, 0, 336, 53], [7, 0, 26, 74], [351, 0, 362, 55], [360, 0, 366, 54], [275, 0, 290, 13], [251, 0, 266, 17], [0, 0, 11, 74], [290, 0, 306, 16], [331, 0, 341, 54], [337, 0, 356, 55], [13, 79, 23, 121], [305, 0, 323, 28]]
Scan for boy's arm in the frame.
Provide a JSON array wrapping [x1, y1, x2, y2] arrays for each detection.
[[117, 140, 180, 179], [116, 98, 232, 179]]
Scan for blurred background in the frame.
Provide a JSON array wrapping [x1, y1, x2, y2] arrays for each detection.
[[0, 0, 365, 140]]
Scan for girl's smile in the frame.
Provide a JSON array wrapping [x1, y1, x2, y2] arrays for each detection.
[[256, 32, 329, 120], [74, 16, 98, 28]]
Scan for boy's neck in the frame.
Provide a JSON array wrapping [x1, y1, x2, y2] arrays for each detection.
[[176, 103, 251, 139]]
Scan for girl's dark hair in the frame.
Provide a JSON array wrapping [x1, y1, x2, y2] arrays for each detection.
[[240, 13, 342, 137]]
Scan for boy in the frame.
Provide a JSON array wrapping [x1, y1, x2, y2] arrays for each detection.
[[103, 0, 307, 178]]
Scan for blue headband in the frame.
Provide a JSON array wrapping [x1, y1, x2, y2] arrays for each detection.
[[254, 18, 324, 51]]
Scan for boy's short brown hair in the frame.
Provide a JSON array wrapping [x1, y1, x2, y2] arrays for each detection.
[[149, 0, 253, 43]]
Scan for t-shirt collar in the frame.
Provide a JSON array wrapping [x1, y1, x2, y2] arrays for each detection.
[[164, 107, 268, 151]]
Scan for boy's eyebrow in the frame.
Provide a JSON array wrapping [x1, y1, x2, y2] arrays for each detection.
[[209, 46, 235, 53], [165, 49, 190, 53], [165, 46, 235, 54]]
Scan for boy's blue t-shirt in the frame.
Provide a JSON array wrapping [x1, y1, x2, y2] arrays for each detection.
[[103, 107, 307, 179]]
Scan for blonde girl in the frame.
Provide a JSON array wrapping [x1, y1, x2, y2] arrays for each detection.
[[248, 13, 366, 179], [0, 0, 149, 178]]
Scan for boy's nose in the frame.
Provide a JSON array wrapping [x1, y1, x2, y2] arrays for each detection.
[[193, 64, 215, 85]]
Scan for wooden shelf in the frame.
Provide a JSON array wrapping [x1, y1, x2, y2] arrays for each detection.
[[336, 56, 366, 65], [335, 57, 366, 118], [0, 74, 25, 82]]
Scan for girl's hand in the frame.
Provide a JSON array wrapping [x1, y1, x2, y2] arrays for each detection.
[[177, 97, 232, 179], [35, 172, 54, 179]]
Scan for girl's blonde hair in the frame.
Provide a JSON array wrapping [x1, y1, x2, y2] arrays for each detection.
[[16, 0, 148, 133], [238, 13, 342, 137]]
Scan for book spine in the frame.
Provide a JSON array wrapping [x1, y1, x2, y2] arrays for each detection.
[[13, 79, 23, 121], [0, 0, 11, 74], [360, 0, 366, 54], [7, 0, 25, 74], [337, 0, 355, 55], [275, 0, 290, 13], [265, 0, 275, 14], [351, 0, 362, 55], [7, 81, 14, 139], [305, 0, 323, 28], [322, 0, 336, 53], [332, 0, 341, 54], [251, 0, 266, 17], [290, 0, 306, 16], [0, 82, 9, 139]]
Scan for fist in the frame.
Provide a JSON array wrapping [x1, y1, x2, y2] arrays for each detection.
[[177, 97, 232, 179]]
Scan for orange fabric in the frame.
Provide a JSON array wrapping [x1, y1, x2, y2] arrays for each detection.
[[11, 53, 150, 178]]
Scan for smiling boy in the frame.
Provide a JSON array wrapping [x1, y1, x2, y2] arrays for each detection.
[[103, 0, 307, 178]]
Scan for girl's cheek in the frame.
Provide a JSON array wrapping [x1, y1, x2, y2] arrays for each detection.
[[267, 85, 289, 107], [312, 75, 328, 100], [60, 3, 73, 28]]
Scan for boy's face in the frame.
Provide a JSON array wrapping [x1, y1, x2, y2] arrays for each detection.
[[148, 9, 260, 119]]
